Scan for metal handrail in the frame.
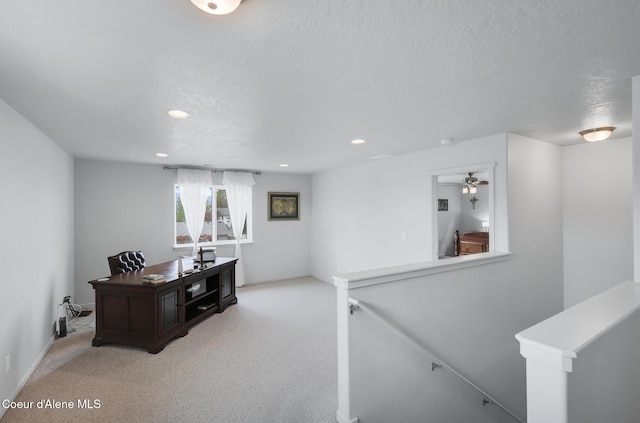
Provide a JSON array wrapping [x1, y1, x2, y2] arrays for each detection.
[[348, 297, 525, 423]]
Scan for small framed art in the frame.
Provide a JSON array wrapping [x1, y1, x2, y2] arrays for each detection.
[[438, 199, 448, 211], [268, 192, 300, 220]]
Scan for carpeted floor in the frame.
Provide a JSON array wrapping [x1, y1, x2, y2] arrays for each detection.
[[1, 277, 338, 423]]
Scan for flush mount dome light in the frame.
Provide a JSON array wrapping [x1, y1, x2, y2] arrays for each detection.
[[168, 110, 189, 119], [190, 0, 242, 15], [579, 126, 615, 142]]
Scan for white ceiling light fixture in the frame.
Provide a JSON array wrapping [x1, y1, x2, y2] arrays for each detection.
[[190, 0, 242, 15], [168, 110, 190, 119], [579, 126, 615, 142], [351, 139, 366, 145], [156, 152, 169, 158]]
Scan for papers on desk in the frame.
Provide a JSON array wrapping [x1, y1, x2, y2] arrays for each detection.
[[142, 274, 166, 284]]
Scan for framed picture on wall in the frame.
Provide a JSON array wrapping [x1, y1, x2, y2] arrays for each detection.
[[438, 199, 448, 211], [268, 192, 300, 220]]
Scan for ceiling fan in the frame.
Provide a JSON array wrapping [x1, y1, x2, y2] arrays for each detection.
[[463, 172, 489, 189], [461, 172, 488, 209], [436, 172, 489, 210]]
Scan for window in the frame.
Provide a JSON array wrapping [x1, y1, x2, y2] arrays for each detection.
[[174, 185, 251, 247]]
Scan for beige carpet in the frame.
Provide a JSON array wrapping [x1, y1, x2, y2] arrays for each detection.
[[1, 277, 337, 423]]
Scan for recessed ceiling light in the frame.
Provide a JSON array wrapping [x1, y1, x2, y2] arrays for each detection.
[[156, 153, 169, 158], [351, 139, 366, 145], [168, 110, 189, 119], [279, 164, 289, 167]]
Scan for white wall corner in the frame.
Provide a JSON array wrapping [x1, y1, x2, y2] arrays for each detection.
[[633, 74, 640, 281]]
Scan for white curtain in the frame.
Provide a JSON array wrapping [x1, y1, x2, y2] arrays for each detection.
[[223, 171, 255, 287], [178, 169, 212, 256]]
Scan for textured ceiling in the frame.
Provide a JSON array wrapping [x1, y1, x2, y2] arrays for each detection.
[[1, 0, 639, 174]]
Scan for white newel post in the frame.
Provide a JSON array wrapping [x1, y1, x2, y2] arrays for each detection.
[[334, 276, 358, 423], [516, 281, 640, 423], [516, 339, 575, 423]]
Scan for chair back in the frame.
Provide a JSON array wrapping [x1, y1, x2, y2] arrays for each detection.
[[108, 251, 146, 275]]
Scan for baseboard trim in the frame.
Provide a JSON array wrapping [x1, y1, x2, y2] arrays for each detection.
[[336, 410, 358, 423], [0, 335, 55, 420]]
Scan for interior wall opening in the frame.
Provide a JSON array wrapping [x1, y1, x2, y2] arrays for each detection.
[[432, 162, 495, 259]]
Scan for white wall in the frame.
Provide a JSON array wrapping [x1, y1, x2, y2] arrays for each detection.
[[507, 133, 565, 311], [243, 171, 311, 283], [634, 75, 640, 280], [566, 308, 640, 423], [562, 137, 633, 308], [317, 133, 564, 421], [0, 99, 74, 416], [310, 133, 510, 283], [74, 160, 311, 304]]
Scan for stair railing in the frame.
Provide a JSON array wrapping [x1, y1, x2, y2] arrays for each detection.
[[348, 297, 525, 423]]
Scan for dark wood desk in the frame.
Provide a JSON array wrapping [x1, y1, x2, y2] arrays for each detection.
[[89, 257, 237, 353]]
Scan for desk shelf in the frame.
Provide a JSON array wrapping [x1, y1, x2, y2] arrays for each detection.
[[185, 290, 219, 323], [185, 289, 218, 307]]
